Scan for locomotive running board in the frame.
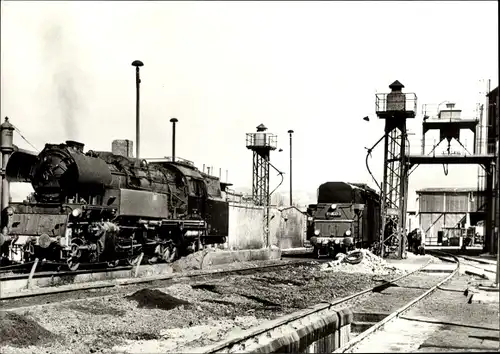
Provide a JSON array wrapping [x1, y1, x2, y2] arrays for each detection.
[[161, 220, 206, 230]]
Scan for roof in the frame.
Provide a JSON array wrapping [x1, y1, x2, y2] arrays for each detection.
[[487, 86, 499, 99], [416, 187, 483, 193], [317, 181, 379, 204], [389, 80, 404, 90]]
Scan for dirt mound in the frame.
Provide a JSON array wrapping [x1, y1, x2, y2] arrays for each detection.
[[126, 288, 190, 310], [320, 249, 405, 275], [0, 312, 57, 347]]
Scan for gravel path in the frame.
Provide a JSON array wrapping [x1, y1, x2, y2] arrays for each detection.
[[1, 263, 384, 354]]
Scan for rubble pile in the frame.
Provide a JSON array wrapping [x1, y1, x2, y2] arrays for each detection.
[[320, 249, 405, 276], [0, 312, 58, 348], [126, 288, 190, 310], [171, 248, 219, 272]]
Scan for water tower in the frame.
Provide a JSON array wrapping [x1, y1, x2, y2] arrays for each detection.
[[375, 80, 417, 259], [246, 124, 277, 205], [246, 124, 277, 246]]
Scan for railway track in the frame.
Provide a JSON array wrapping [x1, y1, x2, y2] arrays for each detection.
[[429, 250, 496, 278], [0, 259, 312, 308], [195, 255, 458, 353], [334, 253, 459, 353]]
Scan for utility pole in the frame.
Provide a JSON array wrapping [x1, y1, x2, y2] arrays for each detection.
[[131, 60, 144, 159], [288, 130, 294, 206]]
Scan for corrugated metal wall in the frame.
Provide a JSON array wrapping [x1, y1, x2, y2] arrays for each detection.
[[419, 194, 444, 213], [418, 191, 479, 246], [419, 191, 484, 213], [445, 194, 468, 212]]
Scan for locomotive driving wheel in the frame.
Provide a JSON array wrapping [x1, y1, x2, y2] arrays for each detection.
[[67, 243, 81, 271], [127, 254, 142, 266], [106, 259, 120, 268], [161, 244, 178, 264], [23, 243, 36, 263]]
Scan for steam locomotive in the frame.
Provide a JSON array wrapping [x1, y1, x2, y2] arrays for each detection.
[[306, 182, 381, 258], [0, 140, 229, 270]]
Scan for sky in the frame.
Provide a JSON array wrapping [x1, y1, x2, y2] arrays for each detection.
[[1, 1, 498, 208]]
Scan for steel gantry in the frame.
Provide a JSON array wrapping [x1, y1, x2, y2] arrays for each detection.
[[376, 81, 417, 259]]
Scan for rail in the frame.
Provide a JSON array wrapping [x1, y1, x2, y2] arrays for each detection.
[[0, 259, 311, 301], [333, 250, 460, 353], [200, 257, 435, 353]]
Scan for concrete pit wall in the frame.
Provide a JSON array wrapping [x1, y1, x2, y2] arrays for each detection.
[[227, 203, 307, 251], [198, 305, 354, 353]]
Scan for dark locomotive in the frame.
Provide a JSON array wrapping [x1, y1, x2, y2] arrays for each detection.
[[306, 182, 381, 258], [0, 140, 229, 270]]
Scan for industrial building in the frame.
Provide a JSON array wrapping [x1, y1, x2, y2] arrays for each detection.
[[416, 85, 499, 251], [416, 188, 485, 247]]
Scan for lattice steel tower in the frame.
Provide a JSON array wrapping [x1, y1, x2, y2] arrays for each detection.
[[376, 81, 417, 259], [246, 124, 277, 245]]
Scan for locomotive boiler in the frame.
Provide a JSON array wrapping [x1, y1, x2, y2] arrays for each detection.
[[306, 182, 381, 258], [0, 140, 229, 270]]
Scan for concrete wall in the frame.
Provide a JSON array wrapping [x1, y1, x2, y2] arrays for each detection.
[[227, 203, 307, 251], [227, 202, 265, 250], [269, 207, 307, 249]]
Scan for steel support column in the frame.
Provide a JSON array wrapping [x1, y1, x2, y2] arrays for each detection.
[[379, 121, 408, 258], [252, 150, 270, 207]]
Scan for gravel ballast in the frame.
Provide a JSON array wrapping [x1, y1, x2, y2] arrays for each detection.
[[1, 261, 387, 354]]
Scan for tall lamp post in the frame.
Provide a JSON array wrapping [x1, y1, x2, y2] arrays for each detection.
[[170, 118, 178, 162], [131, 60, 144, 159], [288, 130, 294, 206]]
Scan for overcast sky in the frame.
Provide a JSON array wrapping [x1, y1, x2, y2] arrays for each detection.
[[1, 1, 498, 206]]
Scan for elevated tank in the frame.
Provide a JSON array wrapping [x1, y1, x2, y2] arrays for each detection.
[[0, 117, 15, 152]]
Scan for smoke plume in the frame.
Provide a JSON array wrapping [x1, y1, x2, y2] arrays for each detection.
[[41, 20, 82, 141]]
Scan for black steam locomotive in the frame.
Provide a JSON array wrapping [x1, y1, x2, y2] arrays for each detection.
[[0, 141, 229, 270], [306, 182, 381, 258]]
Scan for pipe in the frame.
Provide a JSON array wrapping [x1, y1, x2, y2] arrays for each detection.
[[131, 60, 144, 159], [170, 118, 178, 162], [288, 130, 294, 206]]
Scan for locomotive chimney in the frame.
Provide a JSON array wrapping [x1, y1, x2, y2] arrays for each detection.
[[112, 139, 133, 157], [170, 117, 178, 162], [66, 140, 85, 153], [131, 60, 144, 159]]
